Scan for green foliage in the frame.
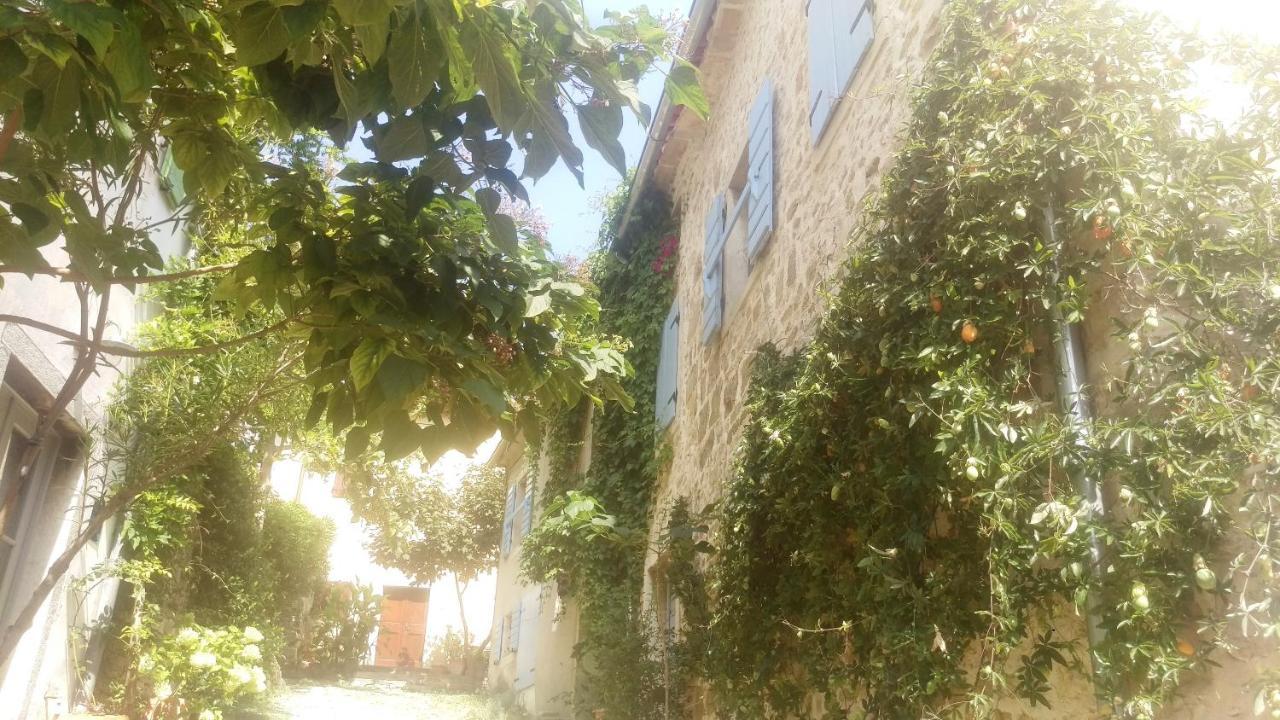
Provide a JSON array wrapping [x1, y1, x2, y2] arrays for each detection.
[[346, 461, 504, 585], [521, 491, 631, 588], [125, 622, 267, 720], [694, 1, 1280, 718], [520, 186, 680, 718], [0, 0, 706, 463], [308, 582, 380, 678]]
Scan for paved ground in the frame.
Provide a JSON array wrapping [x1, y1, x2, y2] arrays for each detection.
[[246, 677, 496, 720]]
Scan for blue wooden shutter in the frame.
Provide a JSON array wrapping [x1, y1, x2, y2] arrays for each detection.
[[746, 79, 775, 263], [520, 478, 534, 535], [655, 301, 679, 429], [833, 0, 875, 97], [806, 0, 838, 144], [500, 485, 516, 555], [701, 193, 726, 343]]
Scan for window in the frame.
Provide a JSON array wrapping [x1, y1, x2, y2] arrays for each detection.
[[500, 482, 516, 556], [806, 0, 875, 144], [493, 612, 506, 663], [0, 384, 60, 624], [655, 301, 679, 430], [702, 79, 776, 343], [519, 471, 534, 536]]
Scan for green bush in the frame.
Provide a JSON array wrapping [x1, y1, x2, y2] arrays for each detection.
[[126, 621, 267, 720]]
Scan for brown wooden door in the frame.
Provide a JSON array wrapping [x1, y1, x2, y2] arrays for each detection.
[[373, 586, 429, 668]]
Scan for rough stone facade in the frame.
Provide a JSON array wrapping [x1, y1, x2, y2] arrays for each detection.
[[637, 0, 1277, 718], [650, 0, 945, 541]]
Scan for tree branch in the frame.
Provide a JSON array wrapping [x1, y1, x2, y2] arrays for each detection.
[[0, 314, 296, 358], [0, 352, 301, 668], [0, 262, 238, 286]]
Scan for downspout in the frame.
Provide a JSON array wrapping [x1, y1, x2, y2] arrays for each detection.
[[1042, 202, 1110, 696]]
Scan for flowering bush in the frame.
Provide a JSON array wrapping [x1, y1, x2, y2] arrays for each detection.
[[132, 623, 268, 720]]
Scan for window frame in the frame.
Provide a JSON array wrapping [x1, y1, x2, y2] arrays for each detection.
[[0, 384, 53, 626]]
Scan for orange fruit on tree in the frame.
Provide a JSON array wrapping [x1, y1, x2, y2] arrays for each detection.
[[961, 321, 979, 344], [1176, 640, 1195, 657], [930, 296, 944, 314]]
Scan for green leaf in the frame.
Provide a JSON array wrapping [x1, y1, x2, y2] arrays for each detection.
[[0, 38, 28, 79], [387, 8, 440, 109], [375, 115, 430, 162], [332, 0, 399, 26], [484, 212, 517, 254], [462, 378, 506, 415], [665, 58, 709, 119], [230, 3, 292, 67], [461, 18, 523, 129], [524, 291, 552, 318], [577, 101, 626, 177], [104, 21, 153, 103], [350, 336, 395, 389], [332, 65, 362, 128], [355, 16, 390, 64], [379, 411, 423, 460], [519, 83, 583, 184], [36, 59, 82, 136], [49, 0, 118, 59]]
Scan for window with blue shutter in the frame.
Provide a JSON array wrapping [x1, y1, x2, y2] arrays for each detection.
[[702, 194, 726, 343], [520, 474, 534, 536], [500, 484, 516, 556], [746, 79, 775, 263], [655, 301, 679, 430], [807, 0, 876, 144]]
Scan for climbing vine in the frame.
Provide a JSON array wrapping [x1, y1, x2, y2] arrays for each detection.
[[521, 186, 680, 718], [697, 1, 1280, 718]]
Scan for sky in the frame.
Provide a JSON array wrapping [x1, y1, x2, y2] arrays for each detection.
[[525, 0, 689, 261]]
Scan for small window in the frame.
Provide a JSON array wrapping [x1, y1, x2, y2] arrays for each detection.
[[500, 482, 516, 556], [0, 384, 61, 626]]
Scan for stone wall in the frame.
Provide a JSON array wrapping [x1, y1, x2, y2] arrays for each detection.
[[640, 0, 1277, 717]]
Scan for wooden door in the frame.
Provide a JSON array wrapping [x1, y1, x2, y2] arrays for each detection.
[[373, 586, 429, 668]]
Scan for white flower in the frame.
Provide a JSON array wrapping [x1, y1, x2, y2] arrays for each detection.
[[243, 626, 264, 643], [189, 651, 217, 668], [251, 666, 267, 693], [240, 644, 261, 660], [198, 710, 218, 720], [155, 682, 173, 700], [177, 628, 200, 644], [137, 654, 154, 672], [229, 664, 253, 685]]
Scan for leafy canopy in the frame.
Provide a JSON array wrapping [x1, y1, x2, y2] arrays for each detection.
[[0, 0, 706, 462]]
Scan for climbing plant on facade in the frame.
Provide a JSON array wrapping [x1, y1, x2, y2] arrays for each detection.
[[520, 186, 682, 718], [697, 1, 1280, 718]]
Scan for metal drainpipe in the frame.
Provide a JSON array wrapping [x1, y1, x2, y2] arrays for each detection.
[[1042, 202, 1110, 691]]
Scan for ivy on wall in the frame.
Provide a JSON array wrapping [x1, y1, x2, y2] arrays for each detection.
[[521, 186, 682, 717], [693, 1, 1280, 718]]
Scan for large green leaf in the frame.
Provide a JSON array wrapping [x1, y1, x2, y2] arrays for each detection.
[[350, 336, 396, 390], [355, 16, 390, 64], [49, 0, 118, 59], [387, 7, 439, 109], [230, 3, 292, 67], [103, 20, 153, 103], [665, 58, 709, 119], [36, 59, 82, 136], [461, 18, 523, 129], [577, 101, 626, 177], [332, 0, 399, 26], [519, 83, 583, 184], [374, 115, 430, 162]]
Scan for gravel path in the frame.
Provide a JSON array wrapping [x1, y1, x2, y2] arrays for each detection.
[[247, 677, 493, 720]]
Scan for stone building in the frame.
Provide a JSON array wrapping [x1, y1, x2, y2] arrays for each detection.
[[0, 162, 188, 719], [489, 0, 1278, 716]]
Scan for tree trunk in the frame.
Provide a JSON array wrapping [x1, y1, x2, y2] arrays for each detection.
[[453, 576, 470, 674]]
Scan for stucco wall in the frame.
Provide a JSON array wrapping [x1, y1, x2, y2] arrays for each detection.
[[487, 438, 580, 719], [0, 166, 186, 720]]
